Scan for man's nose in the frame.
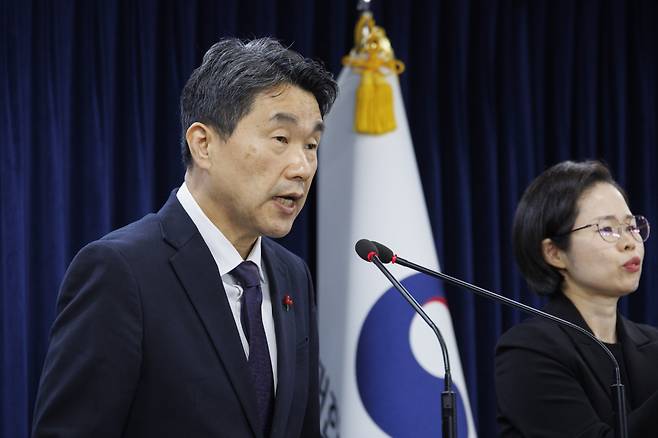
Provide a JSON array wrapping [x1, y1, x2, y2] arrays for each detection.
[[284, 146, 316, 181]]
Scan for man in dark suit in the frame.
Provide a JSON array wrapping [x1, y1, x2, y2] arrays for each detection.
[[31, 37, 337, 438]]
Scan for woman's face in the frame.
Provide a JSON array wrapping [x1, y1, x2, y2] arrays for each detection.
[[559, 182, 645, 299]]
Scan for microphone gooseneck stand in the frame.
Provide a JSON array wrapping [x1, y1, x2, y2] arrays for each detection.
[[355, 239, 457, 438], [372, 240, 628, 438]]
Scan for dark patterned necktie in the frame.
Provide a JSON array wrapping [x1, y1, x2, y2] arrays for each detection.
[[230, 261, 274, 437]]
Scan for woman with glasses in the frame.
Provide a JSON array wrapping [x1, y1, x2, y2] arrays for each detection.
[[495, 160, 658, 437]]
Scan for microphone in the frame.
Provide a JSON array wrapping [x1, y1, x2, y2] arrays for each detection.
[[355, 239, 457, 438], [371, 240, 629, 438]]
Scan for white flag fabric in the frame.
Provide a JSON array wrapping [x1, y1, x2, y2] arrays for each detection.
[[317, 67, 477, 438]]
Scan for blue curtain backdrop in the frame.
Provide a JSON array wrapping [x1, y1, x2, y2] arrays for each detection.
[[2, 1, 657, 436]]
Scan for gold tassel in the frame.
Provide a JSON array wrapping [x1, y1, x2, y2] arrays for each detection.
[[343, 11, 404, 135], [355, 70, 395, 134]]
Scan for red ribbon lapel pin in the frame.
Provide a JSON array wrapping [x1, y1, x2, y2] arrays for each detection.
[[282, 294, 294, 311]]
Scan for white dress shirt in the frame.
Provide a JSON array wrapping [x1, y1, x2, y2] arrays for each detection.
[[176, 182, 278, 390]]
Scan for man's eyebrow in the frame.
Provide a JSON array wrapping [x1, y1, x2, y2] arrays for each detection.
[[270, 112, 325, 133], [270, 112, 298, 125]]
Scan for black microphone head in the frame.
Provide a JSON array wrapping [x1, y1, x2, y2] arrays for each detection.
[[355, 239, 378, 262], [371, 241, 394, 263]]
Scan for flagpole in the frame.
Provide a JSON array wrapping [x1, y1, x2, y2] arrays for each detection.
[[347, 4, 458, 435], [318, 2, 478, 435]]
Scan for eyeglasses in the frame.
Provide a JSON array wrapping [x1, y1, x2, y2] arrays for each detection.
[[559, 215, 650, 243]]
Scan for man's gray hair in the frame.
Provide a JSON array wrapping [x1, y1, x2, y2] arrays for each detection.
[[180, 37, 338, 167]]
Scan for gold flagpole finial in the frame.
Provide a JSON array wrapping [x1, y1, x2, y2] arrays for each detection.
[[343, 4, 405, 135]]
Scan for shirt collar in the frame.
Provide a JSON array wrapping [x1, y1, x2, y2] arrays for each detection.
[[176, 182, 264, 280]]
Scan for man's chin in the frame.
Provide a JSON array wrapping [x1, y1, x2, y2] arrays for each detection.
[[262, 223, 294, 239]]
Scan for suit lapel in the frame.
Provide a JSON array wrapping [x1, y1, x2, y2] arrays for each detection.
[[262, 240, 296, 438], [545, 295, 618, 397], [618, 317, 658, 407], [158, 192, 262, 438]]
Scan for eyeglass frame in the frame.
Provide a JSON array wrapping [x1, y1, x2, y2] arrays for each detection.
[[553, 214, 650, 243]]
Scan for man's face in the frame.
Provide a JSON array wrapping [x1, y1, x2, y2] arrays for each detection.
[[203, 84, 323, 244]]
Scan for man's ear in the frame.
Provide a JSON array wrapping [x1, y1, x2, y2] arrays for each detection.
[[542, 238, 567, 270], [185, 122, 215, 170]]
